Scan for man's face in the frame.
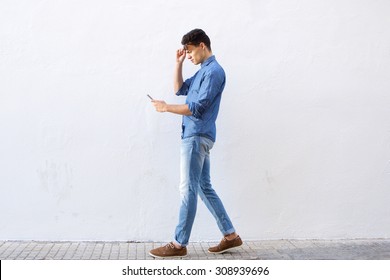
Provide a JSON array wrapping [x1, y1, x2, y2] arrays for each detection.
[[184, 44, 205, 65]]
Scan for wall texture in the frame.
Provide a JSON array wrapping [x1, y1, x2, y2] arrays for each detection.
[[1, 0, 390, 241]]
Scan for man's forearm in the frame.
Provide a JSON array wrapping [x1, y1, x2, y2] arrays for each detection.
[[152, 100, 191, 116], [166, 104, 192, 116], [174, 63, 184, 93]]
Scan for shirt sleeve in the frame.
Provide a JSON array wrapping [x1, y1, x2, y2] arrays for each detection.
[[188, 71, 224, 120], [175, 76, 194, 96]]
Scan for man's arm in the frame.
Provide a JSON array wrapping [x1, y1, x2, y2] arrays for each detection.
[[152, 100, 192, 116], [150, 49, 193, 116], [174, 49, 186, 93]]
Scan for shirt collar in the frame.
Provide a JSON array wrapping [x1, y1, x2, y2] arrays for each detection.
[[201, 55, 215, 68]]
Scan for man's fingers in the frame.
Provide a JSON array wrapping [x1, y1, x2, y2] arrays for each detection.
[[177, 48, 186, 57], [151, 100, 162, 108]]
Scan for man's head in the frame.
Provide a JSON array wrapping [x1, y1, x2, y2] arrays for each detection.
[[181, 29, 212, 65]]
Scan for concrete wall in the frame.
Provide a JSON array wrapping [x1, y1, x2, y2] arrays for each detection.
[[1, 0, 390, 241]]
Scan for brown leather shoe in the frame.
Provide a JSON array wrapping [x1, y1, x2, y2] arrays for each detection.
[[149, 242, 187, 259], [208, 235, 243, 254]]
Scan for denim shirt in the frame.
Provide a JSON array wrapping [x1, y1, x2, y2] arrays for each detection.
[[176, 55, 225, 142]]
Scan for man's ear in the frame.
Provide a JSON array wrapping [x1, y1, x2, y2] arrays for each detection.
[[200, 42, 206, 50]]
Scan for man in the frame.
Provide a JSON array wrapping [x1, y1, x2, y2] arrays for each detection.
[[149, 29, 242, 258]]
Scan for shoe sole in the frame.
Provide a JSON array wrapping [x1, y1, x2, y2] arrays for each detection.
[[208, 243, 243, 254], [149, 252, 188, 259]]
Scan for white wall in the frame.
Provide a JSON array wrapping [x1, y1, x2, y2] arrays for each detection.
[[1, 0, 390, 241]]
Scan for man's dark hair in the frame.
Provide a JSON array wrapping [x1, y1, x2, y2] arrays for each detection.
[[181, 29, 211, 51]]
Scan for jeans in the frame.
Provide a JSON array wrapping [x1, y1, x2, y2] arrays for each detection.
[[174, 136, 235, 247]]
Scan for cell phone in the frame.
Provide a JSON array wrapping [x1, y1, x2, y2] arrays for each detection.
[[147, 94, 154, 100]]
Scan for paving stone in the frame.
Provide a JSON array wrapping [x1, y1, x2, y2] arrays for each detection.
[[25, 243, 46, 260], [15, 242, 36, 260], [0, 242, 14, 258], [35, 243, 55, 260], [109, 243, 120, 260], [71, 243, 87, 260], [63, 242, 79, 260], [53, 243, 71, 260], [118, 243, 128, 260], [0, 242, 20, 259], [127, 243, 137, 260], [136, 243, 145, 259], [91, 243, 104, 260], [81, 243, 96, 260], [44, 243, 62, 260], [7, 242, 29, 259], [100, 243, 112, 260]]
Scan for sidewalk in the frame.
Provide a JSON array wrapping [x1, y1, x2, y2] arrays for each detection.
[[1, 239, 390, 260]]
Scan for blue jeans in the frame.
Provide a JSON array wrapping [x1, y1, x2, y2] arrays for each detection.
[[174, 136, 235, 247]]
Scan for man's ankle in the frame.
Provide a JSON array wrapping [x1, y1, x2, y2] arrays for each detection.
[[173, 241, 183, 249], [225, 232, 238, 241]]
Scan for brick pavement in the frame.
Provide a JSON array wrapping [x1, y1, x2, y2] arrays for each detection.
[[1, 239, 390, 260]]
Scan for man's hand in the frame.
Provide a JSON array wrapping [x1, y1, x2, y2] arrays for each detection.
[[152, 100, 167, 113], [151, 100, 192, 116], [176, 48, 186, 64]]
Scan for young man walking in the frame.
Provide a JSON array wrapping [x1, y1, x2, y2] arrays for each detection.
[[149, 29, 242, 258]]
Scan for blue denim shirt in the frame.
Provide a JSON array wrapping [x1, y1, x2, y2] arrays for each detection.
[[176, 55, 225, 142]]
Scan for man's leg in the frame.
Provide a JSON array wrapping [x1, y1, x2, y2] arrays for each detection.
[[174, 136, 206, 247], [149, 136, 205, 258], [197, 137, 242, 253], [198, 142, 235, 236]]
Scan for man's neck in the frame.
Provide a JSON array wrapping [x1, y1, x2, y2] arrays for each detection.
[[201, 52, 213, 64]]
